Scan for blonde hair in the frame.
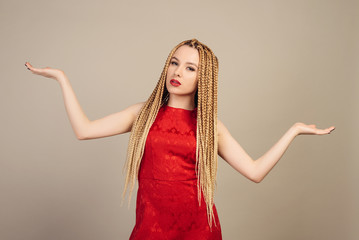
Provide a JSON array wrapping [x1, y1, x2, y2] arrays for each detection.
[[122, 39, 219, 228]]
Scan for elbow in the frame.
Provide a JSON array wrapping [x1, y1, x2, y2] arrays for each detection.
[[242, 166, 263, 183], [251, 177, 262, 184], [77, 135, 84, 140], [250, 173, 263, 184], [250, 160, 263, 183], [75, 125, 91, 140], [76, 132, 87, 140], [252, 178, 262, 184]]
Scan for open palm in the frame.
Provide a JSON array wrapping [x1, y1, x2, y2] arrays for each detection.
[[294, 122, 335, 135], [25, 62, 64, 81]]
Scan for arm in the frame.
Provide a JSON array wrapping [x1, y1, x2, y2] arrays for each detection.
[[25, 62, 145, 140], [58, 75, 144, 140], [217, 120, 335, 183]]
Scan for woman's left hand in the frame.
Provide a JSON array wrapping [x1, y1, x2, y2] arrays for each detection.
[[292, 122, 335, 135]]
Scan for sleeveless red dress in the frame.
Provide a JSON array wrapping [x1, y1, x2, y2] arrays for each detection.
[[129, 104, 222, 240]]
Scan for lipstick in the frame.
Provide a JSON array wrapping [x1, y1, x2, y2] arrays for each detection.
[[170, 79, 181, 86]]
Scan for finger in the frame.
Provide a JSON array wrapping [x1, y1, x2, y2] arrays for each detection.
[[25, 62, 33, 68], [25, 62, 41, 71], [328, 126, 336, 134], [25, 62, 31, 70], [25, 62, 36, 71], [316, 127, 335, 135], [314, 129, 328, 135], [316, 129, 331, 135], [25, 63, 42, 74]]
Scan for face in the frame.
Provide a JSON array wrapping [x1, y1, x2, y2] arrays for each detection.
[[166, 45, 199, 99]]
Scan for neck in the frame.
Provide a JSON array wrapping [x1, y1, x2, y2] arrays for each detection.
[[167, 94, 196, 110]]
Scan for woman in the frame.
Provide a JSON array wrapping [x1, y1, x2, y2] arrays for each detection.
[[25, 39, 335, 240]]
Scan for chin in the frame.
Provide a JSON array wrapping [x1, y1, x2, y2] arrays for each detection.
[[166, 83, 180, 93]]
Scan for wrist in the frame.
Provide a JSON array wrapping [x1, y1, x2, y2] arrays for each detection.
[[289, 123, 300, 137], [57, 73, 68, 86]]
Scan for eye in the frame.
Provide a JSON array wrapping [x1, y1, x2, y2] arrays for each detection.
[[170, 61, 178, 65], [187, 67, 195, 71]]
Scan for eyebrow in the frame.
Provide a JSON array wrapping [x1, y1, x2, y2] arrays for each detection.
[[171, 56, 198, 68]]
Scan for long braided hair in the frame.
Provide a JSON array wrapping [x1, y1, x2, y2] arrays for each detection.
[[122, 39, 219, 227]]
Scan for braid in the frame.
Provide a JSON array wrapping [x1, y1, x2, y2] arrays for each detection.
[[122, 39, 219, 229]]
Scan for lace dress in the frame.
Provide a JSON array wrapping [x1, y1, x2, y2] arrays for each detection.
[[129, 104, 222, 240]]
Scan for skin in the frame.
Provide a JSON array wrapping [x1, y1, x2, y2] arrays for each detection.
[[165, 45, 199, 110], [24, 45, 335, 183]]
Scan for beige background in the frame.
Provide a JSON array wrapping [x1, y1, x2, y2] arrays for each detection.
[[1, 0, 358, 239]]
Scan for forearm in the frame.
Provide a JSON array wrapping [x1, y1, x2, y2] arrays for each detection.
[[253, 125, 298, 182], [57, 75, 90, 139]]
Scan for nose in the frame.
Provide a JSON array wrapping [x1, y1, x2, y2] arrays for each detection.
[[174, 65, 183, 77]]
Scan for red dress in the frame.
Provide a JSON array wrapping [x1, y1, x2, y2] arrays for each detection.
[[129, 104, 222, 240]]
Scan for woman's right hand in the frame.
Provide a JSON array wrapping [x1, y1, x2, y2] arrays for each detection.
[[25, 62, 65, 82], [292, 122, 335, 135]]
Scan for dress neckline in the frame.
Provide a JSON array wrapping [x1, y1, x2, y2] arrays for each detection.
[[164, 104, 197, 112]]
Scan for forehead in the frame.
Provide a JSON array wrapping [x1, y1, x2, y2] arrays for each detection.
[[172, 45, 199, 64]]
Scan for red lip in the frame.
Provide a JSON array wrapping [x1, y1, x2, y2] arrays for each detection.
[[170, 79, 181, 86]]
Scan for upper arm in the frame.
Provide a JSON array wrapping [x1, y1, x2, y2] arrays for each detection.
[[217, 119, 257, 182], [79, 101, 145, 140]]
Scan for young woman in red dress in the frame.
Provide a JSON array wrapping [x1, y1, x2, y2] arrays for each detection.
[[25, 39, 335, 239]]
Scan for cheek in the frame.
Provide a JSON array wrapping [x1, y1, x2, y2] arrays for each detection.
[[166, 70, 173, 83], [191, 79, 199, 91], [167, 65, 175, 74], [193, 75, 199, 85]]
